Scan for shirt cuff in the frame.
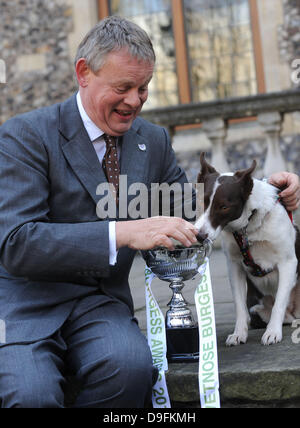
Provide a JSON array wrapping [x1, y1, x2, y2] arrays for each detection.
[[109, 221, 118, 266]]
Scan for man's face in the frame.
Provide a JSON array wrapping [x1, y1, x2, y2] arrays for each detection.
[[79, 49, 154, 136]]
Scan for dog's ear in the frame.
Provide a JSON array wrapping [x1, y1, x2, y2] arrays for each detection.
[[234, 160, 256, 180], [234, 160, 257, 199], [198, 152, 218, 182]]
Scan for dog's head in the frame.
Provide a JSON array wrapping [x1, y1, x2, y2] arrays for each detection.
[[195, 153, 256, 242]]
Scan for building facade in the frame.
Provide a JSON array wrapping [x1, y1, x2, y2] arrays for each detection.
[[0, 0, 299, 183]]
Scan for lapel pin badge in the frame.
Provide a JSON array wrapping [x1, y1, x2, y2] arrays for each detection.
[[138, 143, 146, 152]]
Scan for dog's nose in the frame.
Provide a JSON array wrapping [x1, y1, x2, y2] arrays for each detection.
[[196, 231, 208, 243]]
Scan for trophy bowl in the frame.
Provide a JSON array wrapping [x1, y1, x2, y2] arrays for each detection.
[[141, 239, 212, 362]]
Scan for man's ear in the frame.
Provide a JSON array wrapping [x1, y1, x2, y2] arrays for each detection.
[[75, 58, 91, 88], [197, 152, 218, 183]]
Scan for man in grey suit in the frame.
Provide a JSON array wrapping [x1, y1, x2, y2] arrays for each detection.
[[0, 16, 299, 408]]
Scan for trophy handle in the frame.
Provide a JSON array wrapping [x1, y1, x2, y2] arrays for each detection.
[[166, 279, 197, 329]]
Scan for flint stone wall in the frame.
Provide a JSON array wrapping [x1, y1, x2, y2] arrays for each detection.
[[279, 0, 300, 73], [0, 0, 77, 124]]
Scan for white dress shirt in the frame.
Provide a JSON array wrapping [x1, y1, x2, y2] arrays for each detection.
[[76, 92, 118, 265]]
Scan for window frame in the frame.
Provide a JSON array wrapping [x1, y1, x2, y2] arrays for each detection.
[[97, 0, 265, 105]]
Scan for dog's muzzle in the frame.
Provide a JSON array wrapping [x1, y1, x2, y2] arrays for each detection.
[[196, 231, 208, 243]]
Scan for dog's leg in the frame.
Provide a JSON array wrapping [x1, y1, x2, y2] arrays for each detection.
[[250, 295, 274, 324], [291, 280, 300, 319], [226, 260, 250, 346], [261, 258, 298, 345]]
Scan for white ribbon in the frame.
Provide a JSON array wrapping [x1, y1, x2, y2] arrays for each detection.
[[195, 259, 220, 408], [145, 258, 220, 409], [145, 267, 171, 408]]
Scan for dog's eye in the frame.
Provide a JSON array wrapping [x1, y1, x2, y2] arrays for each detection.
[[220, 205, 229, 211]]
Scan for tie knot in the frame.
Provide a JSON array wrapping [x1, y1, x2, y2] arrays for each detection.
[[104, 134, 117, 148]]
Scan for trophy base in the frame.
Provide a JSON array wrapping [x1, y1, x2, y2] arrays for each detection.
[[166, 326, 199, 363]]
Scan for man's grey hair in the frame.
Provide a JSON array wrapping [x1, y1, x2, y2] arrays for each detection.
[[75, 16, 156, 72]]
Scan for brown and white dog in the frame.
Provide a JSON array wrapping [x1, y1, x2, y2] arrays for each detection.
[[195, 153, 300, 346]]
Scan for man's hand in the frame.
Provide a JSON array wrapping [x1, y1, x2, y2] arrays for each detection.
[[116, 216, 198, 251], [268, 172, 300, 212]]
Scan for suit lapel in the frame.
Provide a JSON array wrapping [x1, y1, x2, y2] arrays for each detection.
[[58, 96, 149, 210], [119, 125, 149, 219], [59, 95, 107, 205], [120, 124, 148, 188]]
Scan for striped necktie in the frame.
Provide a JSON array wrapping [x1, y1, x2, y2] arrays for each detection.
[[102, 134, 120, 203]]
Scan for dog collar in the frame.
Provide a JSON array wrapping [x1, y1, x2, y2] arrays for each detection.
[[232, 209, 273, 277], [233, 192, 294, 278], [232, 228, 274, 277]]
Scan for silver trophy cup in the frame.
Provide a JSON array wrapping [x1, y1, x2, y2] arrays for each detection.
[[142, 240, 212, 362]]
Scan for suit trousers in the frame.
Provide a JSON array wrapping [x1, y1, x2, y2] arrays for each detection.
[[0, 293, 156, 408]]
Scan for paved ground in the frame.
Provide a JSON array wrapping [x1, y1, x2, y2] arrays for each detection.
[[129, 246, 235, 334]]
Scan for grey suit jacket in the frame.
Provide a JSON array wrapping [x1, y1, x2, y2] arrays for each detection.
[[0, 94, 190, 345]]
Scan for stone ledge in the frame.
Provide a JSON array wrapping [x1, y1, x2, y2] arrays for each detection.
[[65, 325, 300, 408], [166, 325, 300, 408], [141, 90, 300, 130]]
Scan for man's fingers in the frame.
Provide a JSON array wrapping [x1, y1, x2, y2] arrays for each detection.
[[117, 217, 199, 251], [153, 235, 175, 250], [151, 217, 198, 248], [281, 196, 300, 211], [279, 186, 300, 211], [167, 229, 198, 248], [269, 172, 300, 212], [280, 184, 298, 198]]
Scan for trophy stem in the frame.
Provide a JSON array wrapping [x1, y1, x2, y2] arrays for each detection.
[[166, 279, 197, 329]]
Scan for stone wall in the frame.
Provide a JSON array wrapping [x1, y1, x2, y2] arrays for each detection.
[[0, 0, 77, 124], [278, 0, 300, 72]]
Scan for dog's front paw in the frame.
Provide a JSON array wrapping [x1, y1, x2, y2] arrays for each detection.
[[261, 328, 282, 345], [226, 331, 248, 346]]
